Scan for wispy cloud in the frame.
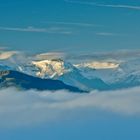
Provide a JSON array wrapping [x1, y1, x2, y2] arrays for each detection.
[[45, 21, 102, 27], [0, 46, 7, 50], [0, 87, 140, 128], [96, 32, 121, 36], [0, 51, 18, 60], [0, 26, 72, 34], [69, 50, 140, 62], [0, 26, 123, 37], [35, 52, 66, 60], [64, 0, 140, 10]]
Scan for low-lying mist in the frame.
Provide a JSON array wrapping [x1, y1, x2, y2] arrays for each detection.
[[0, 87, 140, 128]]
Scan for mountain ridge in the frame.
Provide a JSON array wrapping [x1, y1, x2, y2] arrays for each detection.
[[0, 70, 84, 92]]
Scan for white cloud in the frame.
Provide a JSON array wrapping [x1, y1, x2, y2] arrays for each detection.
[[0, 26, 72, 34], [0, 87, 140, 128], [69, 50, 140, 62], [45, 21, 101, 27], [35, 52, 66, 60], [0, 46, 7, 50], [0, 51, 18, 60], [96, 32, 120, 36], [97, 3, 140, 10], [64, 0, 140, 10]]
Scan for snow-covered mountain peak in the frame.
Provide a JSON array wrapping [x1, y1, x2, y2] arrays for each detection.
[[32, 59, 74, 78]]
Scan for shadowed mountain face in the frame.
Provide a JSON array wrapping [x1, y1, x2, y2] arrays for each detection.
[[59, 70, 109, 91], [0, 70, 84, 92]]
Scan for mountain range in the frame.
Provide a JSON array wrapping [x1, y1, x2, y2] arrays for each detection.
[[0, 70, 84, 92], [1, 53, 140, 92]]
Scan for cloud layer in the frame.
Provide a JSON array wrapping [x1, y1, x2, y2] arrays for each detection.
[[44, 21, 101, 27], [64, 0, 140, 10], [0, 87, 140, 128], [0, 26, 72, 34]]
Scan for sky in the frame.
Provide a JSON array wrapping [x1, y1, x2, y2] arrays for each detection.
[[0, 0, 140, 53]]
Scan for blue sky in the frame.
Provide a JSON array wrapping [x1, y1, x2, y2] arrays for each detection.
[[0, 0, 140, 53], [1, 116, 140, 140]]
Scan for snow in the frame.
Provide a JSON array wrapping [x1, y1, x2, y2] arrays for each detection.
[[74, 61, 119, 69], [32, 59, 74, 78], [1, 53, 140, 90]]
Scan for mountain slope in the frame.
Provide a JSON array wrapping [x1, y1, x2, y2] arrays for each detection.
[[30, 59, 109, 90], [0, 70, 84, 92], [1, 56, 140, 92], [59, 69, 109, 91]]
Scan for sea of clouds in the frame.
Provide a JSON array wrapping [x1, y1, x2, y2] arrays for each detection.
[[0, 87, 140, 128]]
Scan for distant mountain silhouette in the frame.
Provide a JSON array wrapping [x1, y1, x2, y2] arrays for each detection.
[[0, 70, 84, 92]]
